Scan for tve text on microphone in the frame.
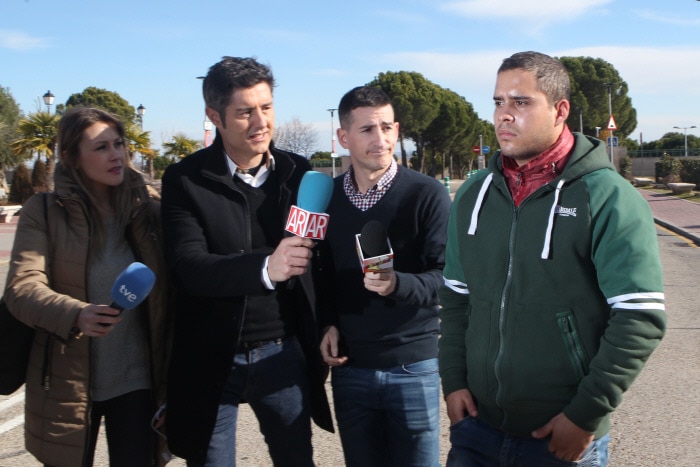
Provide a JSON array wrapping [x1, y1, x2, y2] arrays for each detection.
[[117, 284, 139, 304]]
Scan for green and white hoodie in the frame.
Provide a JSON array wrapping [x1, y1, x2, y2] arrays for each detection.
[[439, 134, 665, 439]]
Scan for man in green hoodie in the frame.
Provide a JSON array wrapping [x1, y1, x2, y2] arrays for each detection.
[[439, 51, 666, 466]]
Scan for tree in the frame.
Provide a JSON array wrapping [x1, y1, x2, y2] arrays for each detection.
[[11, 112, 60, 190], [559, 56, 637, 139], [163, 133, 201, 161], [274, 117, 318, 157], [125, 123, 157, 179], [31, 158, 48, 192], [310, 151, 331, 161], [0, 86, 22, 192], [64, 86, 136, 125], [370, 71, 495, 176], [423, 88, 482, 178], [8, 162, 33, 204], [652, 132, 694, 151], [152, 153, 173, 179], [370, 71, 442, 169]]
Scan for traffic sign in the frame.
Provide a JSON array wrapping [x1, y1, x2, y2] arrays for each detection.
[[607, 115, 617, 130], [482, 145, 490, 154], [607, 136, 619, 147], [472, 145, 480, 154]]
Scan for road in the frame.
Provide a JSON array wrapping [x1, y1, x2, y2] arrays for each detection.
[[1, 226, 698, 466]]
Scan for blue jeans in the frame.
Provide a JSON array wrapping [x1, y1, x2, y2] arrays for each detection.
[[331, 358, 440, 467], [189, 336, 313, 467], [446, 416, 609, 466]]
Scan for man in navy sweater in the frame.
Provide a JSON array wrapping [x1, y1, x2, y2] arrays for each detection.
[[318, 86, 451, 467]]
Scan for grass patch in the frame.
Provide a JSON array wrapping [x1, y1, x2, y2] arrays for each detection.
[[644, 187, 700, 204]]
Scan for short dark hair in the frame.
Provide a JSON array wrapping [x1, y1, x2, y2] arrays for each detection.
[[338, 86, 393, 129], [498, 51, 570, 104], [202, 56, 275, 125]]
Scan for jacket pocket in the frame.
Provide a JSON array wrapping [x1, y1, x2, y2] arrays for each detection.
[[556, 311, 589, 380]]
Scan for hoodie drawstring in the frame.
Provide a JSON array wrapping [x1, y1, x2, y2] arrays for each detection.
[[467, 173, 564, 260], [468, 173, 493, 236], [541, 179, 565, 260]]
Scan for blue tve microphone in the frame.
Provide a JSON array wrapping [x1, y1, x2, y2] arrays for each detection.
[[109, 262, 156, 311]]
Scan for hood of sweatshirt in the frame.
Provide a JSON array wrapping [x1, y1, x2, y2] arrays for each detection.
[[467, 133, 615, 260]]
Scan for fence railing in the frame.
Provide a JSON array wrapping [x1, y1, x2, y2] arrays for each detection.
[[629, 148, 700, 158]]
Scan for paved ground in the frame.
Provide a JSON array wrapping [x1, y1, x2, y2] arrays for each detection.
[[0, 184, 698, 466], [638, 189, 700, 245]]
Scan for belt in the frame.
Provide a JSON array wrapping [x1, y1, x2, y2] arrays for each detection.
[[237, 337, 283, 351]]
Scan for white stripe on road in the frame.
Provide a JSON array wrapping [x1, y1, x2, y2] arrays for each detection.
[[0, 392, 25, 411], [0, 415, 23, 434], [0, 392, 25, 434]]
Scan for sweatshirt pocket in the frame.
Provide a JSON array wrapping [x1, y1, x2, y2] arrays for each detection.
[[556, 311, 590, 380]]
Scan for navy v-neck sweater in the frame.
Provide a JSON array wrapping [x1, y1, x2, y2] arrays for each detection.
[[318, 166, 451, 368]]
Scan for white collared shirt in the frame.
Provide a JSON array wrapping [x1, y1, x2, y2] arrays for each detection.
[[225, 151, 276, 188]]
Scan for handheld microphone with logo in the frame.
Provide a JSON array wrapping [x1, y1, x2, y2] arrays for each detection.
[[99, 262, 156, 327], [356, 220, 394, 272], [109, 262, 156, 311], [284, 171, 333, 240]]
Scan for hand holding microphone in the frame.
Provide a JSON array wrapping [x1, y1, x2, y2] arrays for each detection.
[[78, 262, 156, 335], [357, 220, 396, 296], [267, 237, 315, 282], [109, 262, 156, 311], [272, 171, 333, 284], [284, 171, 333, 240]]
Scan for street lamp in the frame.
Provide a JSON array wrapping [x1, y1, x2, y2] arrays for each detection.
[[135, 104, 147, 173], [595, 127, 601, 138], [578, 107, 583, 134], [673, 125, 696, 157], [136, 104, 146, 129], [42, 90, 55, 114], [603, 82, 620, 164], [327, 108, 337, 178]]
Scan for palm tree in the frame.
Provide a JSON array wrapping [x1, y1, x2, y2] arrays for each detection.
[[126, 123, 157, 179], [163, 133, 202, 161], [11, 112, 59, 191], [0, 120, 8, 195]]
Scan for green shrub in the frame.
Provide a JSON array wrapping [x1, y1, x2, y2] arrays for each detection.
[[31, 159, 48, 192], [680, 159, 700, 189], [618, 156, 632, 179], [9, 163, 34, 204], [655, 153, 682, 184]]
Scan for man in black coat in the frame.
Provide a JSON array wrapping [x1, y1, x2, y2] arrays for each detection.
[[161, 56, 333, 466]]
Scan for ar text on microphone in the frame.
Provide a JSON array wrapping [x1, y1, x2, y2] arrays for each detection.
[[284, 171, 333, 240], [284, 206, 329, 239]]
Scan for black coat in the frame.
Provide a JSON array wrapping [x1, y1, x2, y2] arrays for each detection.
[[161, 136, 333, 463]]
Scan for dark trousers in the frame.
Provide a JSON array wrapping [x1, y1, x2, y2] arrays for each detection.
[[49, 388, 153, 467], [44, 389, 154, 467]]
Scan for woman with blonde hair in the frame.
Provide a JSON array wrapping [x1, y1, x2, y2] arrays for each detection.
[[4, 107, 171, 466]]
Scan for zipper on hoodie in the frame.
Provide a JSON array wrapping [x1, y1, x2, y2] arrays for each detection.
[[494, 205, 519, 424], [556, 311, 589, 379]]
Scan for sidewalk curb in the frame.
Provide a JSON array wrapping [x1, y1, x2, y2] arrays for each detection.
[[654, 217, 700, 246]]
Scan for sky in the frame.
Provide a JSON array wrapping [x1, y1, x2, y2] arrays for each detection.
[[2, 0, 699, 155]]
